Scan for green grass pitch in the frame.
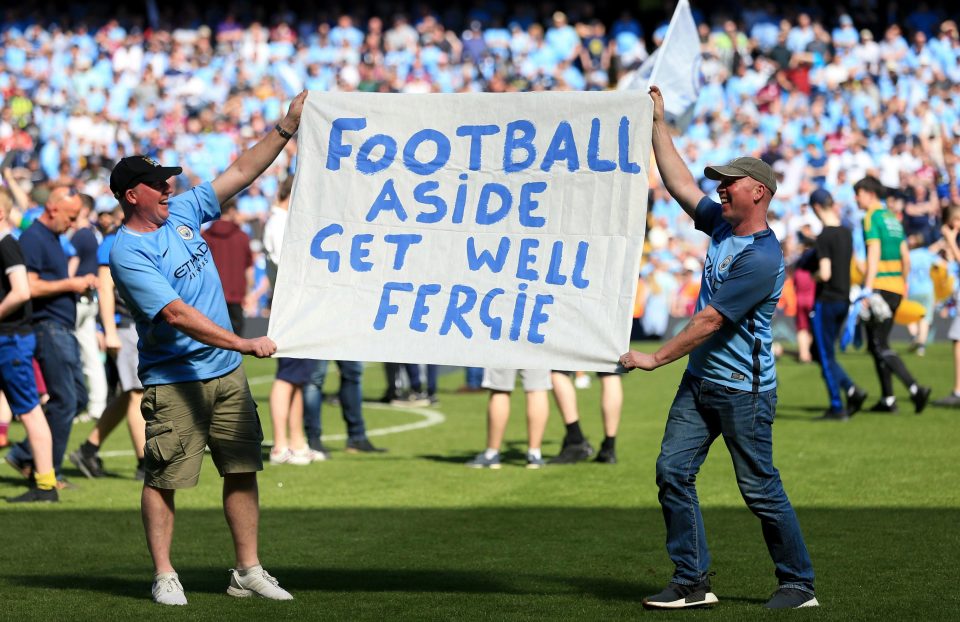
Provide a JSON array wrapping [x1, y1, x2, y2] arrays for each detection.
[[2, 342, 959, 620]]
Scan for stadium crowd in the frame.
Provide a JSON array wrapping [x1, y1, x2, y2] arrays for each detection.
[[1, 1, 960, 501]]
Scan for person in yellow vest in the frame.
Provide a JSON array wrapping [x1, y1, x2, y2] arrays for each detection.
[[855, 176, 931, 413]]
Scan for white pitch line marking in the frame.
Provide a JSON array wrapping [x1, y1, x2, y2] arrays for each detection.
[[98, 402, 445, 458]]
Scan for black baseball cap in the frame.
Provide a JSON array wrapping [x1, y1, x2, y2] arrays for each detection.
[[110, 155, 182, 199], [809, 188, 833, 207], [704, 156, 778, 196]]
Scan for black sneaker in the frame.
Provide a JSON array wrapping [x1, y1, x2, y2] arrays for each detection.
[[548, 440, 594, 464], [6, 487, 59, 503], [642, 578, 718, 609], [594, 447, 618, 464], [68, 448, 104, 478], [764, 587, 819, 609], [846, 387, 868, 416], [869, 399, 898, 413], [817, 408, 849, 421], [911, 385, 932, 415], [345, 438, 387, 453]]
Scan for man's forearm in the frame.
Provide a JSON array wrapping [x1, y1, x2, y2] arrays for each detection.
[[98, 277, 118, 336], [651, 307, 724, 367], [0, 291, 29, 321], [161, 300, 244, 352], [864, 243, 880, 290], [212, 129, 290, 204], [30, 277, 79, 298]]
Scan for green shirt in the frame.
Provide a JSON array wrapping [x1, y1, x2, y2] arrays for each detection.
[[863, 206, 905, 294]]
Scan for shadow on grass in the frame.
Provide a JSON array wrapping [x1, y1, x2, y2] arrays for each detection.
[[420, 442, 539, 465], [14, 566, 646, 602], [3, 508, 959, 615]]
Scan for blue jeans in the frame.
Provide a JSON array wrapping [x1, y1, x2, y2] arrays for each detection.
[[656, 372, 815, 592], [811, 300, 854, 411], [406, 364, 438, 395], [9, 320, 87, 476], [465, 367, 484, 388], [303, 360, 366, 442]]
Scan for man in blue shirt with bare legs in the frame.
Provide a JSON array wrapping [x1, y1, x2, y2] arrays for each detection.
[[620, 86, 817, 610], [110, 91, 307, 606]]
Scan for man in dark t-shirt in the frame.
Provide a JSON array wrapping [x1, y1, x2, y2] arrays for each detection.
[[6, 186, 97, 484], [810, 189, 867, 420], [1, 190, 59, 502]]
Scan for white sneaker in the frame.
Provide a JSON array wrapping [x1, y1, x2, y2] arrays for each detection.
[[289, 448, 315, 465], [227, 566, 293, 600], [269, 448, 289, 465], [295, 447, 328, 463], [152, 571, 188, 606]]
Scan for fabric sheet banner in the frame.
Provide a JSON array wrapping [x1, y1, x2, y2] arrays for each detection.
[[269, 91, 651, 372]]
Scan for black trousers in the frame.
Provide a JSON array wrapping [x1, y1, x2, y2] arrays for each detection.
[[864, 290, 916, 397]]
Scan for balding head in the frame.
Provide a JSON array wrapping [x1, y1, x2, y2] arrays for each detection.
[[42, 186, 83, 233]]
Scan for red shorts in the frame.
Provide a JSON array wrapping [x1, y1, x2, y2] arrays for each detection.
[[794, 270, 816, 332]]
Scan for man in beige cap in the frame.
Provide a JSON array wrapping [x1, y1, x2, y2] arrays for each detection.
[[620, 86, 817, 609]]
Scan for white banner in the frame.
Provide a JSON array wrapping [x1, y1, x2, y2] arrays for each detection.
[[268, 91, 651, 372]]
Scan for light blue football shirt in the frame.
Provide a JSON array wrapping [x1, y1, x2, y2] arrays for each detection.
[[687, 197, 785, 392], [110, 182, 242, 385]]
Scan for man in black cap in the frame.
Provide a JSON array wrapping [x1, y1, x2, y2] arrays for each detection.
[[108, 91, 306, 606], [620, 86, 817, 609], [808, 188, 867, 420]]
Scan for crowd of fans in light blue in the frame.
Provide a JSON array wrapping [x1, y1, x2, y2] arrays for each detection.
[[1, 3, 957, 328]]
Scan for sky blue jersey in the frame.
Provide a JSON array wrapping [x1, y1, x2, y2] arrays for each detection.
[[110, 182, 241, 385], [687, 197, 785, 392]]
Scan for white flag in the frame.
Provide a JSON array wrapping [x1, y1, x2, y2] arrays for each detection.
[[616, 49, 659, 92], [647, 0, 702, 119]]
